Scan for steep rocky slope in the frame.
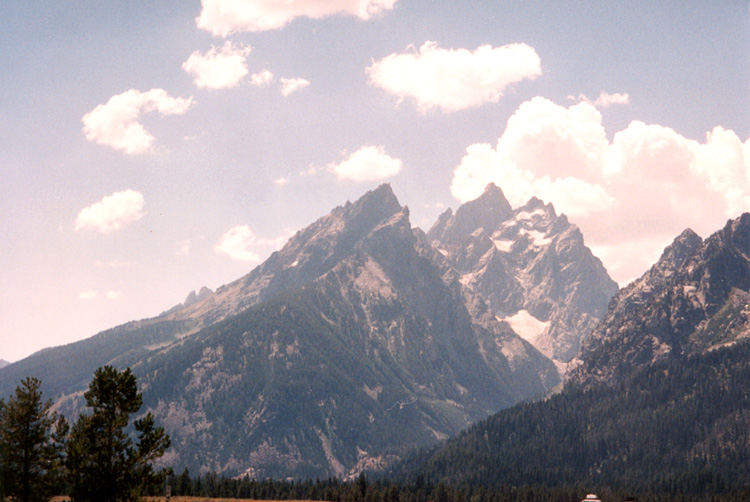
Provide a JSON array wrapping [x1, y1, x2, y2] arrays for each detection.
[[571, 213, 750, 387], [0, 185, 559, 478], [397, 215, 750, 495], [428, 183, 618, 364]]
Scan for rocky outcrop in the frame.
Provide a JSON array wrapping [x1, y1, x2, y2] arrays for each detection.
[[571, 214, 750, 387], [429, 183, 618, 364]]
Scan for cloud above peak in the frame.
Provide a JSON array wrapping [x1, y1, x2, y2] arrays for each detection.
[[183, 42, 252, 89], [450, 96, 750, 283], [75, 190, 145, 234], [197, 0, 397, 36], [214, 225, 289, 262], [82, 89, 194, 154], [329, 146, 403, 181], [367, 41, 541, 112]]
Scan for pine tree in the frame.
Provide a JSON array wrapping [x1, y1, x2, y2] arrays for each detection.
[[66, 366, 170, 502], [0, 377, 67, 502]]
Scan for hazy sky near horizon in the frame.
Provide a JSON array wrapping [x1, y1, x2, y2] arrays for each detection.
[[2, 1, 749, 362]]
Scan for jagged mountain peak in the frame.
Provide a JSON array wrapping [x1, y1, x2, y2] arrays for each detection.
[[343, 183, 401, 217], [717, 212, 750, 252], [168, 185, 406, 326], [183, 286, 214, 307], [573, 212, 750, 387], [0, 183, 564, 479], [518, 195, 549, 212], [428, 183, 513, 243], [662, 228, 702, 266], [428, 187, 617, 364]]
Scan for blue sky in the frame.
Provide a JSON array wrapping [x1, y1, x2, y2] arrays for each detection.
[[2, 0, 749, 362]]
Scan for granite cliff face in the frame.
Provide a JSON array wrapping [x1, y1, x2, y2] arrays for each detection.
[[572, 214, 750, 387], [428, 183, 618, 364]]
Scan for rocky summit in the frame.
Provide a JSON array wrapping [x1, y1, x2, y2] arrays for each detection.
[[0, 184, 575, 479], [428, 183, 618, 364], [571, 213, 750, 387]]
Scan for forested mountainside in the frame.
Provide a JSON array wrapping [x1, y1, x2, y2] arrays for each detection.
[[398, 340, 750, 495], [398, 214, 750, 496]]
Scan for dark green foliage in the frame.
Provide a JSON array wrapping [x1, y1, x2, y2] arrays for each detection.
[[163, 470, 750, 502], [0, 377, 67, 502], [396, 341, 750, 496], [66, 366, 170, 502]]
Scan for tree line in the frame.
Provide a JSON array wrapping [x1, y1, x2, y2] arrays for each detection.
[[157, 469, 750, 502], [0, 366, 170, 502], [4, 354, 750, 502]]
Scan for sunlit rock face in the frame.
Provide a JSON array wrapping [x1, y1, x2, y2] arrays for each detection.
[[0, 184, 560, 480], [572, 213, 750, 387], [428, 183, 618, 365]]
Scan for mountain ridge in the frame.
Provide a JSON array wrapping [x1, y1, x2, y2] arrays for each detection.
[[0, 184, 566, 478], [571, 213, 750, 387], [396, 213, 750, 495], [428, 183, 617, 363]]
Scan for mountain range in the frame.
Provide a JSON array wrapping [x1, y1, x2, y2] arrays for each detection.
[[4, 183, 747, 488], [400, 212, 750, 495], [1, 183, 614, 478]]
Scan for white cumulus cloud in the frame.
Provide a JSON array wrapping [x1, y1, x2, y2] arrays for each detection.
[[450, 96, 750, 284], [250, 69, 274, 87], [75, 190, 145, 234], [182, 41, 252, 89], [197, 0, 397, 36], [570, 91, 630, 108], [214, 225, 262, 262], [367, 41, 541, 112], [329, 146, 403, 182], [106, 291, 122, 300], [280, 77, 310, 96], [594, 91, 630, 108], [79, 291, 98, 300], [82, 89, 194, 154]]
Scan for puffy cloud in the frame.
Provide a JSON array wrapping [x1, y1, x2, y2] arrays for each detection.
[[250, 69, 274, 87], [79, 291, 98, 300], [450, 97, 750, 284], [367, 41, 541, 112], [82, 89, 194, 154], [182, 42, 252, 89], [197, 0, 397, 36], [594, 91, 629, 108], [75, 190, 145, 234], [274, 177, 290, 186], [214, 225, 262, 262], [329, 146, 403, 182], [280, 77, 310, 96], [570, 91, 630, 108]]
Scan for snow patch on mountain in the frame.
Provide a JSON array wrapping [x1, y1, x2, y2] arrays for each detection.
[[503, 310, 550, 345], [493, 239, 514, 252]]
